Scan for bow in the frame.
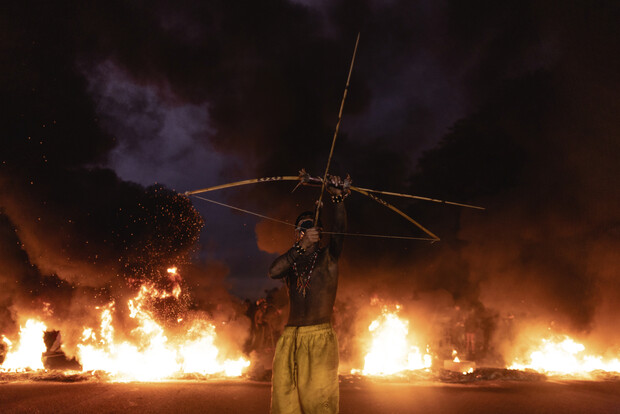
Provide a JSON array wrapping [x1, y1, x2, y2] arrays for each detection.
[[184, 34, 484, 242], [184, 170, 485, 242]]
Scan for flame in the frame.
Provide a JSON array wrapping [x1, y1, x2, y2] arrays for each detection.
[[178, 320, 250, 377], [167, 267, 182, 298], [76, 280, 249, 381], [1, 267, 249, 380], [509, 336, 620, 375], [447, 350, 474, 374], [355, 305, 432, 375], [1, 319, 47, 371]]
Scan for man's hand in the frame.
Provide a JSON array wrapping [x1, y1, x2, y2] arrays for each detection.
[[326, 174, 351, 197], [327, 177, 342, 195], [327, 185, 342, 196], [299, 227, 320, 250]]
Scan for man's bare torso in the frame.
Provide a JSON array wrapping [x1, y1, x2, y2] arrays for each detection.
[[268, 199, 346, 326], [285, 247, 339, 326]]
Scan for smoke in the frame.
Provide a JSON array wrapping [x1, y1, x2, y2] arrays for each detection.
[[0, 2, 206, 356], [2, 0, 619, 368], [329, 62, 618, 364], [251, 1, 620, 364]]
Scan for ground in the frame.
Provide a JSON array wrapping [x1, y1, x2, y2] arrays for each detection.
[[1, 378, 620, 413]]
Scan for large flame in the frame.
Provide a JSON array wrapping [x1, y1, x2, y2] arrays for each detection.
[[77, 279, 249, 381], [354, 305, 432, 376], [509, 336, 620, 375], [1, 319, 48, 371], [1, 268, 249, 380]]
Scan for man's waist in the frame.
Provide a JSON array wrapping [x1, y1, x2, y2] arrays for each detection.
[[282, 322, 333, 336]]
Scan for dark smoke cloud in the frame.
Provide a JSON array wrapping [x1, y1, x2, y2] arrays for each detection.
[[259, 0, 618, 362], [0, 1, 204, 350]]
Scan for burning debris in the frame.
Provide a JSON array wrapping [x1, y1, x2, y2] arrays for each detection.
[[509, 336, 620, 376], [443, 350, 475, 374], [2, 291, 620, 383], [352, 304, 432, 376], [76, 280, 249, 381], [1, 267, 250, 381], [1, 320, 48, 372]]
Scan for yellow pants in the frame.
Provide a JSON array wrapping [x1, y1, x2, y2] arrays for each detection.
[[271, 323, 339, 414]]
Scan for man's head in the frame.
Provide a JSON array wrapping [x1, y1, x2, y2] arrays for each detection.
[[294, 211, 321, 241]]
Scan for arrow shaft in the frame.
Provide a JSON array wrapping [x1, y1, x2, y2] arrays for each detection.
[[315, 33, 361, 225]]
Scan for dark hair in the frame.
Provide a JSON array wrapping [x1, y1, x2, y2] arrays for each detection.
[[295, 211, 322, 228]]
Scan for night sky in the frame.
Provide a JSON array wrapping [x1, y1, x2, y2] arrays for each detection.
[[1, 0, 619, 360]]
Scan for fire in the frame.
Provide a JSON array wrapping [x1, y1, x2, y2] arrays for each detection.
[[77, 281, 249, 381], [166, 267, 182, 298], [354, 305, 432, 375], [1, 268, 249, 380], [447, 350, 474, 374], [1, 319, 48, 371], [178, 320, 250, 377], [77, 297, 179, 381], [509, 336, 620, 375]]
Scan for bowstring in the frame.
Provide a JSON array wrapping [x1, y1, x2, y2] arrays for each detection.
[[190, 194, 436, 241]]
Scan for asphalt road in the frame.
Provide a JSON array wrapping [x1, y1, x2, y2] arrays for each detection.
[[1, 380, 620, 413]]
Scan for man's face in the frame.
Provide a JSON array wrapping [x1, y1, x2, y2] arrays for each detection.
[[295, 217, 313, 241]]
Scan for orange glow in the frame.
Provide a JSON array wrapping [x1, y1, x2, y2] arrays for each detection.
[[77, 280, 249, 381], [353, 305, 432, 376], [1, 267, 249, 380], [446, 350, 474, 374], [1, 319, 47, 372], [166, 267, 182, 298], [178, 320, 250, 377], [509, 336, 620, 375]]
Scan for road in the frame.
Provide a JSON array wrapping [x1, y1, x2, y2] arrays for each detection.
[[1, 379, 620, 413]]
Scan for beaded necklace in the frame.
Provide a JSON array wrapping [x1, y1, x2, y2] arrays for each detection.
[[292, 250, 319, 297]]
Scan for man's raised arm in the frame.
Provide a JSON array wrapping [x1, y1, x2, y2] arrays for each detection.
[[327, 175, 349, 260], [328, 200, 346, 260]]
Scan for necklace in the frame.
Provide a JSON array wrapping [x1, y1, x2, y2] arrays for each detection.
[[292, 251, 319, 297]]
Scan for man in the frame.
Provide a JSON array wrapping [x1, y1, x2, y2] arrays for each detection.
[[268, 175, 348, 414]]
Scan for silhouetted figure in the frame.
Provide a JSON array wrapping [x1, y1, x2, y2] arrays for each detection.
[[268, 176, 348, 414]]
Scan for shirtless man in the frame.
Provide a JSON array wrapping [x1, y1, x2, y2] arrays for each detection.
[[268, 177, 347, 414]]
